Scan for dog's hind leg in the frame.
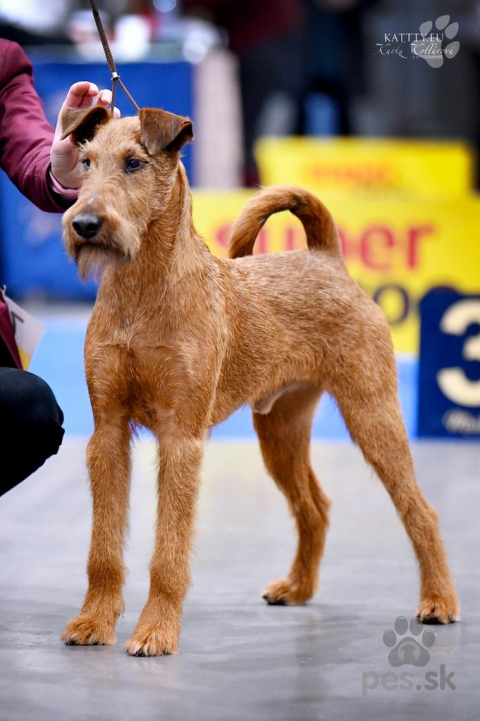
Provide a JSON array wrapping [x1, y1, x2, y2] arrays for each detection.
[[254, 386, 331, 605], [332, 360, 460, 624], [62, 407, 131, 646]]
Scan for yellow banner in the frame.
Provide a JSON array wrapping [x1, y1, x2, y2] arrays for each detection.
[[192, 190, 480, 354], [255, 138, 474, 198]]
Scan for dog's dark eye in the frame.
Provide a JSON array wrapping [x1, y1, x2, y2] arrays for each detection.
[[125, 158, 145, 173], [82, 158, 91, 169]]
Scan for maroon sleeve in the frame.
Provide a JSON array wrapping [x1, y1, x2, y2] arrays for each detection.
[[0, 40, 71, 213]]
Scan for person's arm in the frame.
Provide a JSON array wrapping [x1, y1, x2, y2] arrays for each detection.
[[0, 40, 68, 212], [0, 41, 114, 213]]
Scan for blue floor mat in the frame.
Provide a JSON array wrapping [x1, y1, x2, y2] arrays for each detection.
[[30, 317, 418, 439]]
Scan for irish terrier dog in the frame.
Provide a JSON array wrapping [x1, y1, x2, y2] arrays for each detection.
[[60, 105, 459, 656]]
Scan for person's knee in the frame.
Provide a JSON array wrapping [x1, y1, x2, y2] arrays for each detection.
[[25, 374, 64, 453], [0, 370, 65, 491], [0, 369, 64, 451]]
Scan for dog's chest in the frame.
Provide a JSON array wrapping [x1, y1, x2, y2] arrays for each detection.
[[87, 320, 191, 391]]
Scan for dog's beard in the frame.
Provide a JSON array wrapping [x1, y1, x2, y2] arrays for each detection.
[[74, 242, 130, 282], [63, 213, 141, 282]]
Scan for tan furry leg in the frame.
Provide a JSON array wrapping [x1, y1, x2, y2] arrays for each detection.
[[62, 412, 131, 646], [336, 383, 460, 625], [125, 433, 203, 656], [254, 387, 331, 606]]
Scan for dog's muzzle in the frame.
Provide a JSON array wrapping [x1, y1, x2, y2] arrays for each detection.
[[72, 212, 104, 240]]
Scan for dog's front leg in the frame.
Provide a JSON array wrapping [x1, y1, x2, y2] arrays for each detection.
[[62, 413, 131, 646], [125, 432, 204, 657]]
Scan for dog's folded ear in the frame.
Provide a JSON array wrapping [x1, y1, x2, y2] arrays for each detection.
[[139, 108, 194, 156], [60, 105, 111, 143]]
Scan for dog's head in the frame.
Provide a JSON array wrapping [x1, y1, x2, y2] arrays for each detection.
[[61, 106, 193, 280]]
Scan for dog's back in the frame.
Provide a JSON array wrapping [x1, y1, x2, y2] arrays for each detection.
[[217, 186, 389, 404]]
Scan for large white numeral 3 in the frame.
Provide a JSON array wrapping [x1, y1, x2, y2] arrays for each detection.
[[437, 299, 480, 407]]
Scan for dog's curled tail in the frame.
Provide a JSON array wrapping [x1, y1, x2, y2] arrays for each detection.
[[228, 185, 342, 261]]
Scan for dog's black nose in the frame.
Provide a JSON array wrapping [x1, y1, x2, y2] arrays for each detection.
[[72, 213, 103, 240]]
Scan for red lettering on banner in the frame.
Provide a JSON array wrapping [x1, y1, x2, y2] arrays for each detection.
[[308, 164, 394, 188], [360, 225, 395, 271], [285, 226, 296, 251], [406, 225, 434, 268], [214, 221, 436, 268], [337, 227, 350, 259], [215, 224, 230, 249], [337, 223, 436, 270], [256, 228, 268, 254], [214, 223, 268, 254]]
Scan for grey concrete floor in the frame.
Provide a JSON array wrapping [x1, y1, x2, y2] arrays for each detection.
[[0, 440, 479, 721]]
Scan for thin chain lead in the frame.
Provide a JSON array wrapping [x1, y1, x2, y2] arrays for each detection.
[[89, 0, 140, 114]]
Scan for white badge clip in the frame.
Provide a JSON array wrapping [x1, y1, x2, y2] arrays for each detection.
[[1, 286, 45, 370]]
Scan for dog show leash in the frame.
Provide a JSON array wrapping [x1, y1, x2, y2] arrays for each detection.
[[88, 0, 140, 115]]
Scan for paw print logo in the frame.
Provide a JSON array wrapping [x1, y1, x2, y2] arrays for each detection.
[[411, 15, 460, 68], [383, 616, 435, 667]]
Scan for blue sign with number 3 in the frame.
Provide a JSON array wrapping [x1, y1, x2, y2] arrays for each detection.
[[418, 289, 480, 438]]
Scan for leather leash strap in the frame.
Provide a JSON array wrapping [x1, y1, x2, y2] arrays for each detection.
[[89, 0, 140, 114]]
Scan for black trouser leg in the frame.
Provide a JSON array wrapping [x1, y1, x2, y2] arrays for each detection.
[[0, 368, 65, 496]]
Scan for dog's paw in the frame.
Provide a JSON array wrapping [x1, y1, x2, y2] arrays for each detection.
[[262, 578, 313, 606], [416, 596, 460, 624], [125, 625, 179, 657], [62, 614, 117, 646]]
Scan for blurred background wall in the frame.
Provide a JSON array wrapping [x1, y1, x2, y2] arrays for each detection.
[[0, 0, 479, 440], [1, 0, 480, 185]]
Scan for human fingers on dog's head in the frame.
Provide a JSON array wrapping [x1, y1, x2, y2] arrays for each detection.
[[55, 84, 120, 143], [96, 90, 121, 119], [63, 82, 100, 110]]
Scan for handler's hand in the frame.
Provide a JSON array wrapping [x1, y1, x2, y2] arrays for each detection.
[[50, 82, 120, 189]]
